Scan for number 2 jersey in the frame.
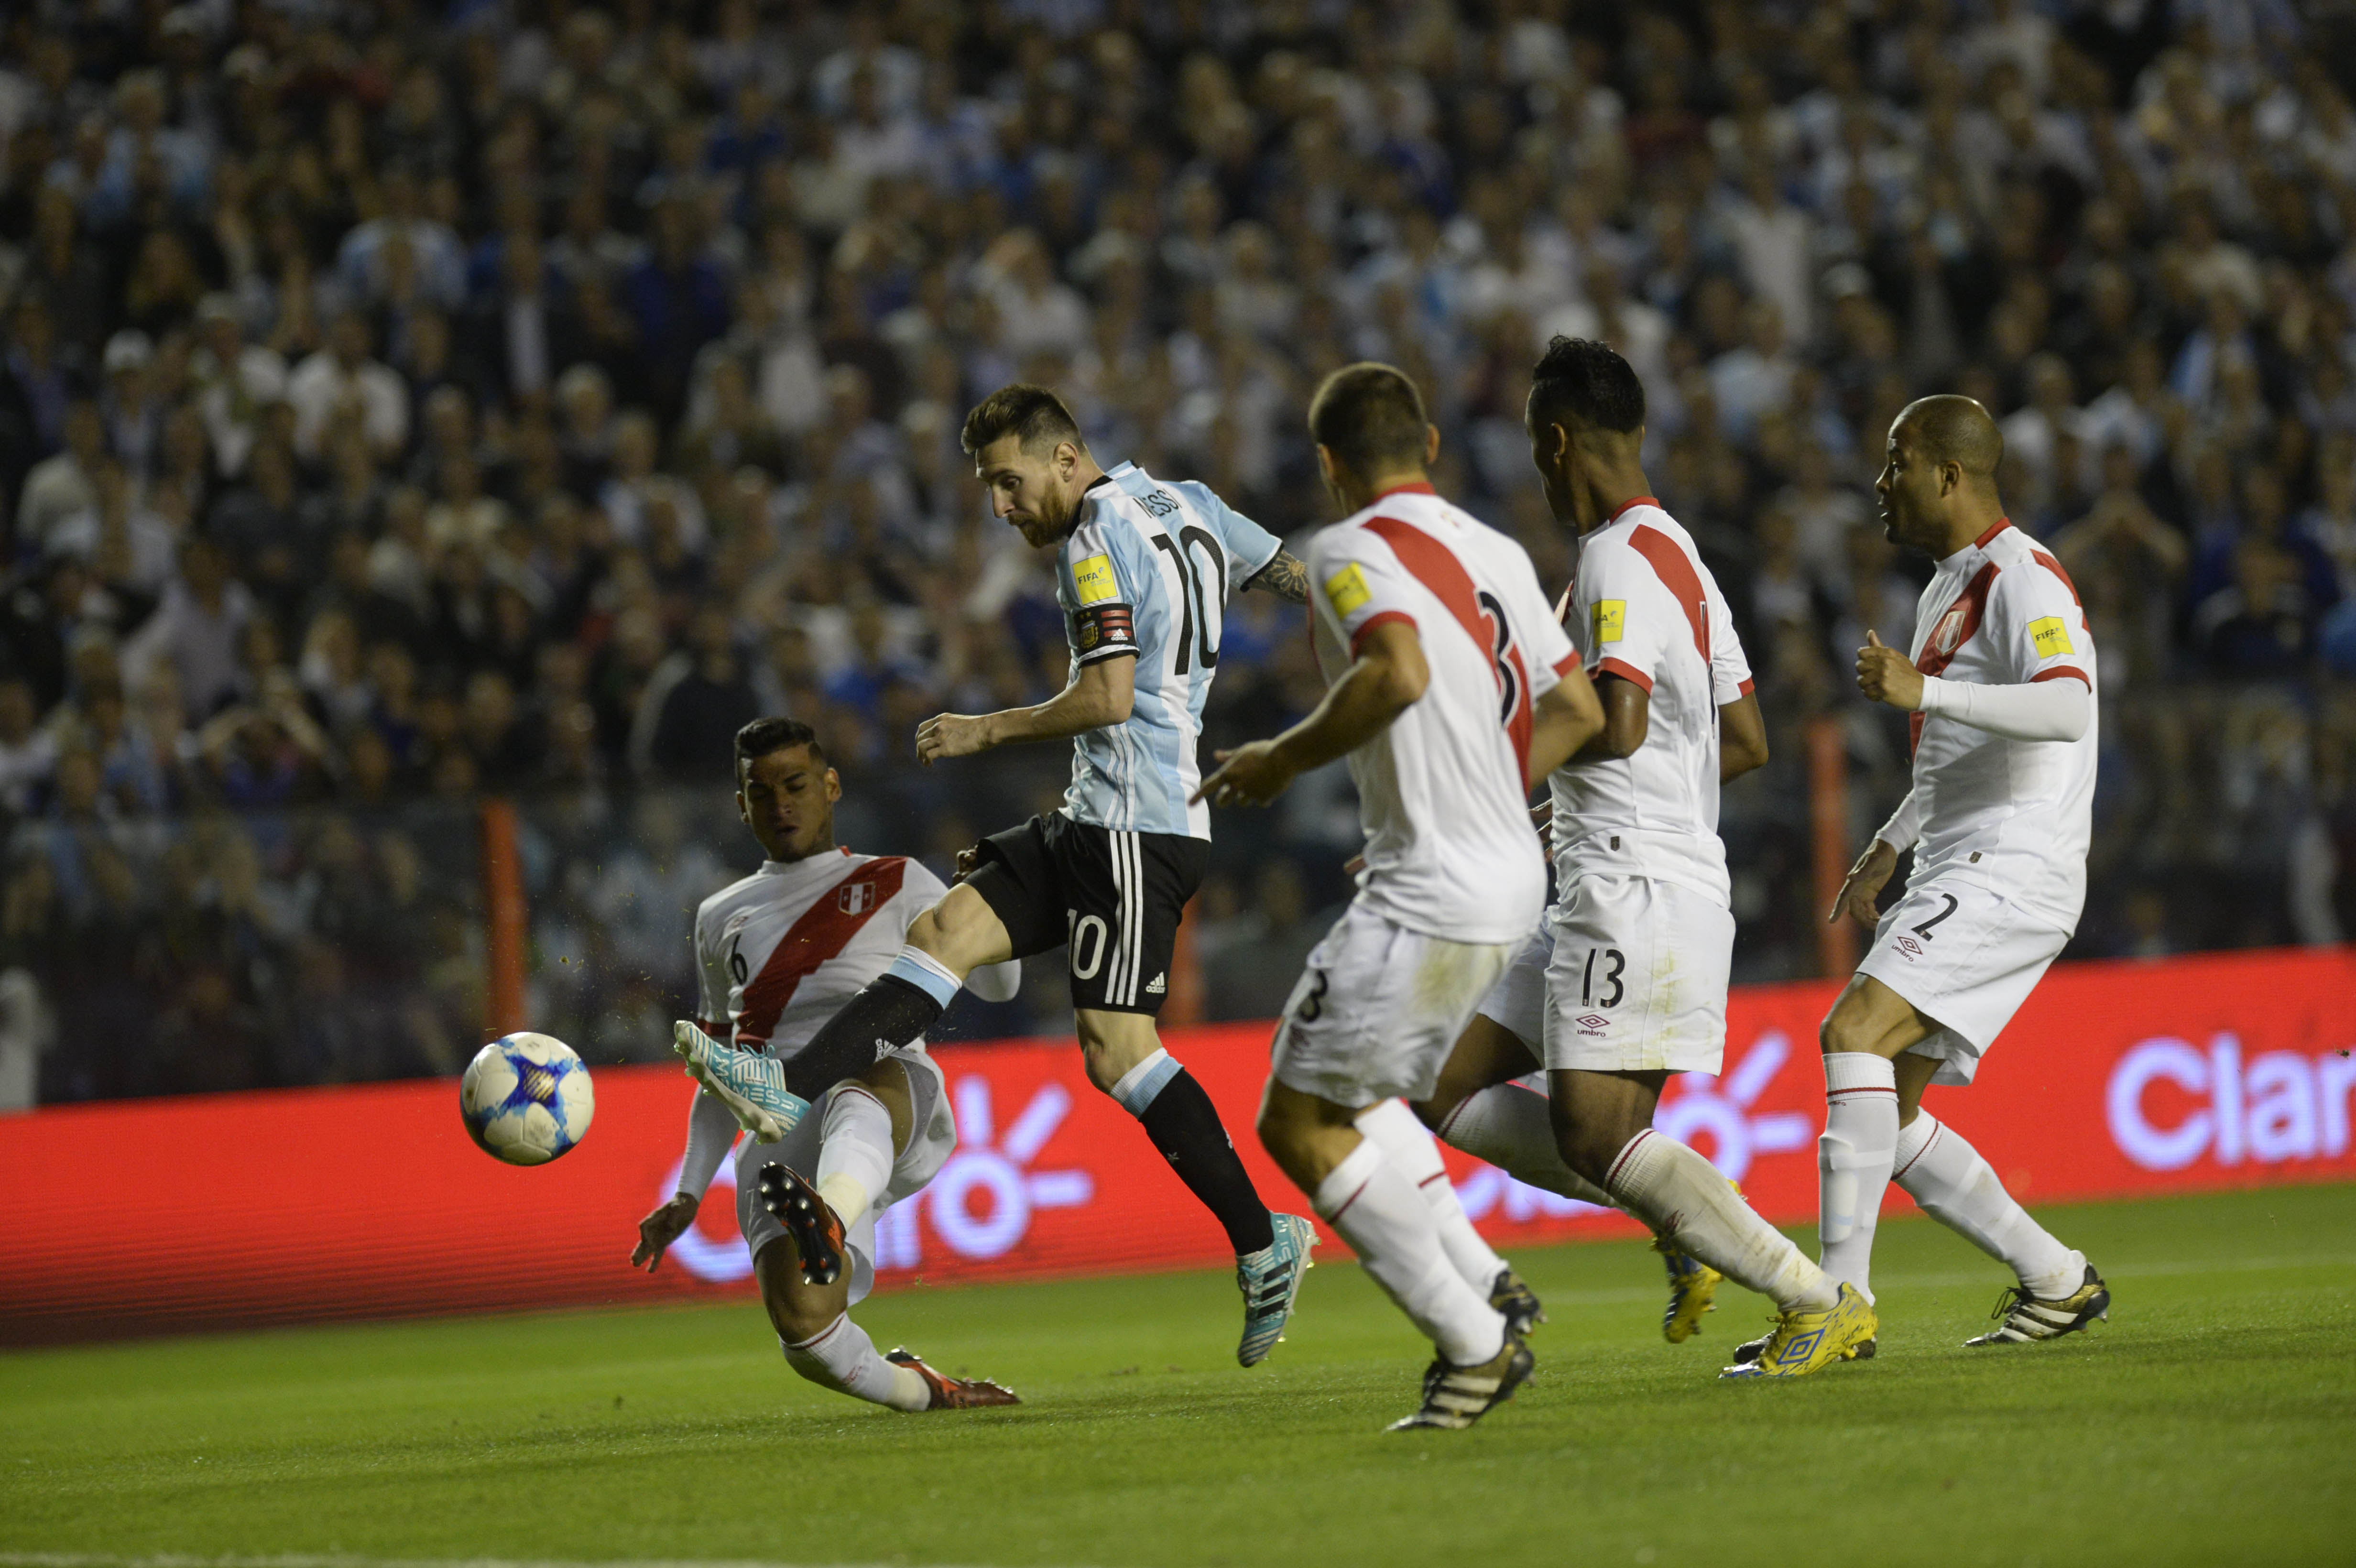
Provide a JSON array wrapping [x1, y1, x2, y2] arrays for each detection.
[[1056, 461, 1282, 840], [693, 848, 1017, 1056], [1307, 482, 1577, 946], [1550, 498, 1754, 908], [1885, 517, 2098, 934]]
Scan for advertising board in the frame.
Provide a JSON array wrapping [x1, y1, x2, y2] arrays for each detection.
[[5, 947, 2349, 1344]]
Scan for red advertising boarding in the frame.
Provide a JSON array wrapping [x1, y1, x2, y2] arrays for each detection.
[[3, 947, 2352, 1345]]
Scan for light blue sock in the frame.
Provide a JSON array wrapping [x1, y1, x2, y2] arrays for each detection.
[[884, 947, 963, 1009]]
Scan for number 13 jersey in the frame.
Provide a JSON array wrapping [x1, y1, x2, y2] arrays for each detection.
[[1307, 483, 1578, 946]]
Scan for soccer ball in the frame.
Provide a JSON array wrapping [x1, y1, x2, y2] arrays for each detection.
[[460, 1032, 595, 1165]]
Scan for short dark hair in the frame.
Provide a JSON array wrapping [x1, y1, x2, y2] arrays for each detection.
[[960, 384, 1084, 456], [1529, 336, 1646, 434], [1895, 394, 2003, 479], [1308, 362, 1430, 479], [735, 716, 825, 771]]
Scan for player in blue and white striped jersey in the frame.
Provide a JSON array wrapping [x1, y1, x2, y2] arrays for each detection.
[[675, 385, 1320, 1369], [1047, 457, 1285, 838]]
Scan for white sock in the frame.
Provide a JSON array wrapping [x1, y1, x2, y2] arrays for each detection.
[[1893, 1113, 2084, 1298], [1605, 1130, 1838, 1312], [1436, 1082, 1619, 1209], [1313, 1136, 1505, 1367], [1355, 1098, 1506, 1294], [1819, 1053, 1900, 1298], [782, 1313, 928, 1411], [816, 1083, 897, 1229]]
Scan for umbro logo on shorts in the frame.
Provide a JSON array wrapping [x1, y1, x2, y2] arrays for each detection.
[[1576, 1014, 1609, 1033], [1897, 936, 1923, 958]]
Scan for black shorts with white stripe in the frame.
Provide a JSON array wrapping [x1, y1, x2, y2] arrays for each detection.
[[965, 811, 1209, 1015]]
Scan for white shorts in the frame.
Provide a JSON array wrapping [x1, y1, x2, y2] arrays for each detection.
[[1270, 897, 1519, 1109], [1475, 874, 1734, 1075], [735, 1045, 953, 1305], [1855, 875, 2072, 1086]]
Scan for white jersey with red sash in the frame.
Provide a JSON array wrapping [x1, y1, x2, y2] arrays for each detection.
[[694, 849, 957, 1057], [1901, 517, 2098, 934], [1549, 497, 1753, 907]]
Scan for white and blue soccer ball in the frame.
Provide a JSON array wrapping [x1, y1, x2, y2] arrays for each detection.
[[460, 1032, 595, 1165]]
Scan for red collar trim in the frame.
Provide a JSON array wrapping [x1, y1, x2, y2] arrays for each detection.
[[1374, 480, 1437, 499], [1606, 496, 1661, 525], [1974, 517, 2013, 548]]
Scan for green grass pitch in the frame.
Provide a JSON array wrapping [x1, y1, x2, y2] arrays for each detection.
[[7, 1184, 2355, 1568]]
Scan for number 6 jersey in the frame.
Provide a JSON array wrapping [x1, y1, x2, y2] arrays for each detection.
[[1307, 482, 1578, 946], [694, 849, 1019, 1057]]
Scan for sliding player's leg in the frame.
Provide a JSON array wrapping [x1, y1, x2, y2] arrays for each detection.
[[749, 1058, 1017, 1411], [756, 1055, 915, 1286]]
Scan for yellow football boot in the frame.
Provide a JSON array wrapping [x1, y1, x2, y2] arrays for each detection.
[[1718, 1284, 1877, 1379], [1656, 1234, 1722, 1343]]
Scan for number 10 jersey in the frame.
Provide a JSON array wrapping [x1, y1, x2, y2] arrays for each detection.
[[1054, 461, 1283, 841]]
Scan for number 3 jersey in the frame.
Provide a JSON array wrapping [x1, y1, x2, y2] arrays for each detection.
[[1890, 518, 2098, 934], [1056, 461, 1282, 840], [1550, 498, 1754, 908], [693, 849, 1017, 1058], [1307, 482, 1577, 946]]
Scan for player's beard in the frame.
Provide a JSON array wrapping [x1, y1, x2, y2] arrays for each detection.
[[1021, 483, 1075, 547]]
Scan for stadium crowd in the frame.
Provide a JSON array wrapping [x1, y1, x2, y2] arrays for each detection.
[[0, 0, 2353, 1102]]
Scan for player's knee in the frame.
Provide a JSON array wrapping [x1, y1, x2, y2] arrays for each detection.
[[904, 903, 954, 960], [910, 886, 1008, 975], [1078, 1045, 1125, 1094], [1548, 1104, 1624, 1187], [756, 1249, 834, 1342], [1254, 1095, 1306, 1162], [1553, 1125, 1615, 1187], [1820, 1003, 1873, 1058], [1075, 1016, 1156, 1093]]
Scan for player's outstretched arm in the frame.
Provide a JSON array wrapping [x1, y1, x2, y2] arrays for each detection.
[[1719, 692, 1770, 780], [631, 1193, 698, 1272], [916, 654, 1136, 763], [1525, 664, 1606, 786], [1196, 618, 1428, 807], [1244, 548, 1311, 603]]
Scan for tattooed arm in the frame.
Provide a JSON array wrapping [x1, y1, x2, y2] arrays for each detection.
[[1244, 548, 1310, 603]]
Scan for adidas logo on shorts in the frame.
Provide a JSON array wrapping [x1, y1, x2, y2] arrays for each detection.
[[1145, 972, 1167, 995]]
